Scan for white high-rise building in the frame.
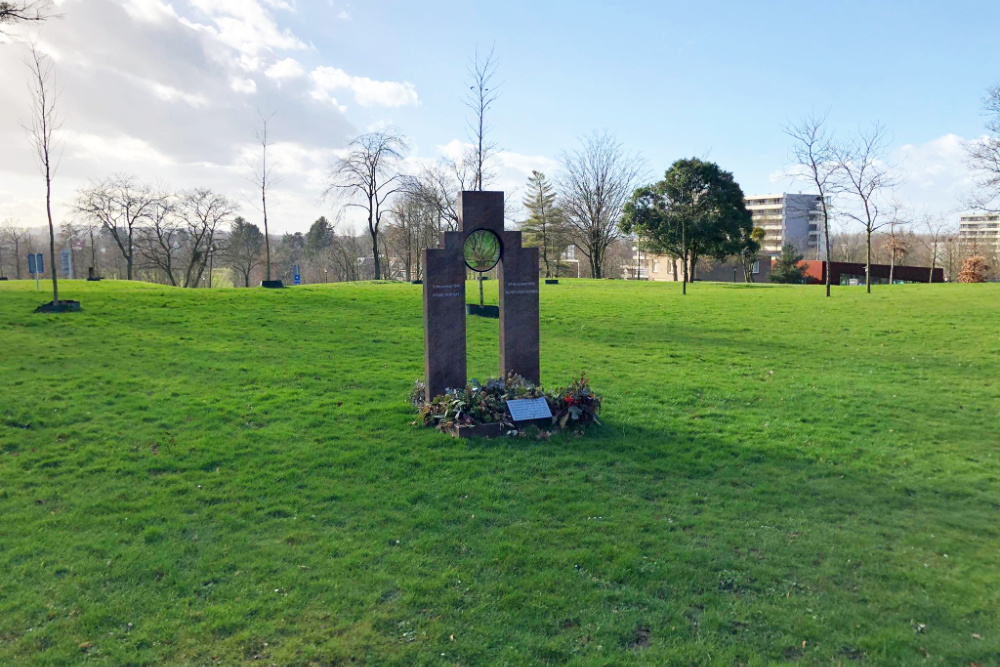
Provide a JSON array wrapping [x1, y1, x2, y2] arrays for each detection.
[[744, 194, 825, 259], [958, 213, 1000, 249]]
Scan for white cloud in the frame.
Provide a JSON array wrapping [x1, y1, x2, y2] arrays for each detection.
[[771, 133, 974, 219], [311, 66, 419, 107], [60, 129, 176, 166], [121, 0, 178, 23], [338, 10, 351, 20], [148, 80, 210, 107], [230, 76, 257, 94], [265, 57, 305, 81], [182, 0, 306, 63]]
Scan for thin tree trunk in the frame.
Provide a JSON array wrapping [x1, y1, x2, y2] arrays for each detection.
[[47, 171, 58, 304], [865, 229, 872, 294], [822, 198, 831, 298]]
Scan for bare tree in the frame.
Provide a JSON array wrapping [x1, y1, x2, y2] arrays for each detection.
[[26, 45, 61, 304], [966, 84, 1000, 211], [135, 192, 180, 285], [834, 123, 900, 293], [0, 1, 53, 29], [463, 46, 501, 191], [325, 129, 409, 281], [1, 220, 30, 278], [410, 163, 462, 232], [558, 131, 643, 278], [920, 214, 950, 283], [884, 202, 911, 284], [785, 113, 839, 297], [249, 110, 277, 281], [178, 188, 233, 288], [75, 174, 156, 280]]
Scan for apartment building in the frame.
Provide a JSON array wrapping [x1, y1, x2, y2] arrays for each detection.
[[958, 213, 1000, 249], [745, 193, 825, 259]]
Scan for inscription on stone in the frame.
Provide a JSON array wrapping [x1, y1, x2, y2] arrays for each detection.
[[507, 397, 553, 422], [422, 191, 540, 399]]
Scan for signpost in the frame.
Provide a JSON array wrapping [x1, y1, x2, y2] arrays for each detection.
[[28, 253, 43, 291], [293, 264, 301, 286]]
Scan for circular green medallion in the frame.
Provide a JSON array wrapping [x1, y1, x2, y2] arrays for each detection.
[[463, 229, 502, 272]]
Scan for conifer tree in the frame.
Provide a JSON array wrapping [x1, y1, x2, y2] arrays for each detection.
[[521, 171, 566, 278]]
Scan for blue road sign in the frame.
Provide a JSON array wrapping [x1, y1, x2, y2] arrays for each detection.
[[36, 253, 44, 274], [27, 253, 36, 275], [293, 264, 301, 285]]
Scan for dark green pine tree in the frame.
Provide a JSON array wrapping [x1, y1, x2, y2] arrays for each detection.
[[769, 244, 807, 284], [521, 171, 565, 278]]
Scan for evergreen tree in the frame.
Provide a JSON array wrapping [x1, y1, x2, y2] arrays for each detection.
[[521, 171, 565, 277], [621, 158, 752, 294], [769, 244, 807, 284], [306, 217, 334, 257]]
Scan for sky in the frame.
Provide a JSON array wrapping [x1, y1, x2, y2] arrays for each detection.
[[1, 0, 998, 234]]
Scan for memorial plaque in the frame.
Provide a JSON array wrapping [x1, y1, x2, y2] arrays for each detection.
[[507, 397, 552, 422]]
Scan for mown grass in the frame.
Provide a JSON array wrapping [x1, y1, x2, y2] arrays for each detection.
[[0, 278, 998, 666]]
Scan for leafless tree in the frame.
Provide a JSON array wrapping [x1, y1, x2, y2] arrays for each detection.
[[386, 191, 438, 281], [249, 110, 277, 281], [966, 84, 1000, 211], [834, 123, 900, 293], [884, 201, 912, 284], [410, 163, 463, 231], [26, 45, 61, 304], [919, 214, 950, 283], [1, 220, 30, 278], [463, 45, 501, 191], [177, 188, 233, 288], [785, 112, 839, 297], [0, 1, 54, 30], [325, 129, 409, 280], [75, 174, 156, 280], [558, 131, 643, 278], [135, 192, 180, 285]]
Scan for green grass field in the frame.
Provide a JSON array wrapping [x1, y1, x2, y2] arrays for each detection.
[[1, 279, 998, 666]]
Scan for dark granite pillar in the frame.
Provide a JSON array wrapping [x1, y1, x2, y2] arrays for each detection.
[[423, 240, 466, 399], [422, 190, 542, 399], [499, 232, 540, 385]]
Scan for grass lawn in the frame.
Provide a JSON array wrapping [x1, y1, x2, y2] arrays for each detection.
[[1, 278, 998, 666]]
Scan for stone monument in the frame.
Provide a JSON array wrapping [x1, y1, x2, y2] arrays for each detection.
[[422, 191, 539, 399]]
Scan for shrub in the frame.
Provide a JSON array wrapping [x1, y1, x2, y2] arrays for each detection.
[[958, 255, 990, 283], [769, 244, 806, 284], [411, 372, 601, 433]]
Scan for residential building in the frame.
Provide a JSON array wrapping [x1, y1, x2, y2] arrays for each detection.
[[958, 213, 1000, 249], [623, 251, 770, 282], [745, 193, 825, 259]]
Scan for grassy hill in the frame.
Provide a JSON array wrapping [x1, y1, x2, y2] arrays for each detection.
[[1, 279, 998, 666]]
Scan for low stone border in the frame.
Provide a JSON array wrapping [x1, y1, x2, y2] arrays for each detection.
[[34, 300, 82, 313]]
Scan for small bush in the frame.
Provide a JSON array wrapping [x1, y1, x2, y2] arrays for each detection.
[[411, 372, 601, 433]]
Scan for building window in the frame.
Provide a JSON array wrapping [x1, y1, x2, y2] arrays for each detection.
[[752, 261, 760, 274]]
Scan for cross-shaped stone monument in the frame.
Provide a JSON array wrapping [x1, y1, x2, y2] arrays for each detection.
[[422, 191, 540, 399]]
